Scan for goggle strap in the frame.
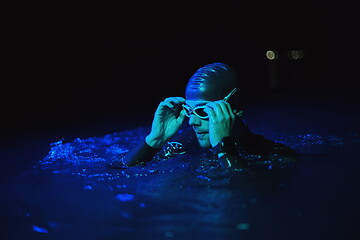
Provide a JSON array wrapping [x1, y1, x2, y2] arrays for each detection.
[[223, 88, 238, 102]]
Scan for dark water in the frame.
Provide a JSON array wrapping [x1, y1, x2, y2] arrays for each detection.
[[1, 93, 359, 240]]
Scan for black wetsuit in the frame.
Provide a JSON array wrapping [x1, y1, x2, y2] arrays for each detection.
[[114, 121, 298, 171]]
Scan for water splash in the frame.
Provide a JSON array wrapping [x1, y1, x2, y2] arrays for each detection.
[[35, 124, 357, 184]]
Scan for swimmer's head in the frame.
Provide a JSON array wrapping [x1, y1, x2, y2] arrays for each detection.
[[184, 62, 242, 148], [185, 62, 241, 106]]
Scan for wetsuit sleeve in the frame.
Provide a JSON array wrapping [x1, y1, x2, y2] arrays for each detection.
[[121, 140, 159, 167]]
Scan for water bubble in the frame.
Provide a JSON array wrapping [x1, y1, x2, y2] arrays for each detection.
[[83, 185, 93, 190], [236, 223, 250, 230], [32, 225, 49, 233], [115, 193, 134, 202], [164, 231, 174, 238]]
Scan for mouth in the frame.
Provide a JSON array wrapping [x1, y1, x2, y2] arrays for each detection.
[[194, 131, 208, 138], [194, 128, 206, 133]]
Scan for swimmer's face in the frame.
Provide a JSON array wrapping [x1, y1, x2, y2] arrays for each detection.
[[184, 100, 211, 148]]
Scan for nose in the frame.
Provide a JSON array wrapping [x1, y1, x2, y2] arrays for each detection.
[[188, 114, 201, 126]]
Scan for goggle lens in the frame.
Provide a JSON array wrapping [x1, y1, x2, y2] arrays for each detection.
[[194, 107, 208, 118], [182, 105, 209, 119]]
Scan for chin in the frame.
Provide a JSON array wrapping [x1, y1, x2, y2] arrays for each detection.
[[197, 139, 212, 148]]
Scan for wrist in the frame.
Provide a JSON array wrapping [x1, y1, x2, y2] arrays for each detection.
[[212, 136, 238, 156], [145, 134, 166, 149], [211, 133, 232, 148]]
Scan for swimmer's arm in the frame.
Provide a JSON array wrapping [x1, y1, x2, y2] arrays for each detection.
[[121, 140, 160, 167], [211, 136, 247, 169]]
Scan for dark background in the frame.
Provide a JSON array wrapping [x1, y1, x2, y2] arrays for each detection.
[[2, 1, 359, 148]]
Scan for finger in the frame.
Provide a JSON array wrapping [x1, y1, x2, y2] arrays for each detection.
[[233, 109, 243, 118], [177, 109, 186, 123], [216, 101, 233, 123], [206, 102, 224, 117], [161, 100, 175, 109], [204, 106, 216, 120], [163, 97, 176, 105], [223, 101, 235, 119], [155, 101, 176, 117], [174, 97, 186, 103], [164, 97, 185, 107], [217, 101, 231, 118], [164, 97, 184, 103]]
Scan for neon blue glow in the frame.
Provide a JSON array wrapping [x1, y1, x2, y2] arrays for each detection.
[[115, 193, 135, 202], [36, 125, 354, 180], [2, 121, 358, 239], [2, 88, 358, 240], [32, 225, 48, 233]]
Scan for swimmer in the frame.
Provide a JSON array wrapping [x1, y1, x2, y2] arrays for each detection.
[[120, 62, 297, 169]]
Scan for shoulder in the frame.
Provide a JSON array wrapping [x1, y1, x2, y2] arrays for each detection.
[[240, 125, 297, 155]]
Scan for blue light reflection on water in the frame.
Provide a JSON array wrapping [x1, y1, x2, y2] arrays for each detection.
[[1, 117, 360, 239]]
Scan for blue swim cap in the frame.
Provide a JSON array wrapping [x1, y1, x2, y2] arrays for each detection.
[[185, 62, 240, 101]]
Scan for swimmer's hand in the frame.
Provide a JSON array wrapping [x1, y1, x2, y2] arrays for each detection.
[[146, 97, 186, 149], [204, 100, 236, 147]]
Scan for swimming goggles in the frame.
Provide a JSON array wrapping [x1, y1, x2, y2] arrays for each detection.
[[182, 88, 240, 120]]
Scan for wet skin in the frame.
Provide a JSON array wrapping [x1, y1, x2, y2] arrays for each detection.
[[145, 97, 236, 149]]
